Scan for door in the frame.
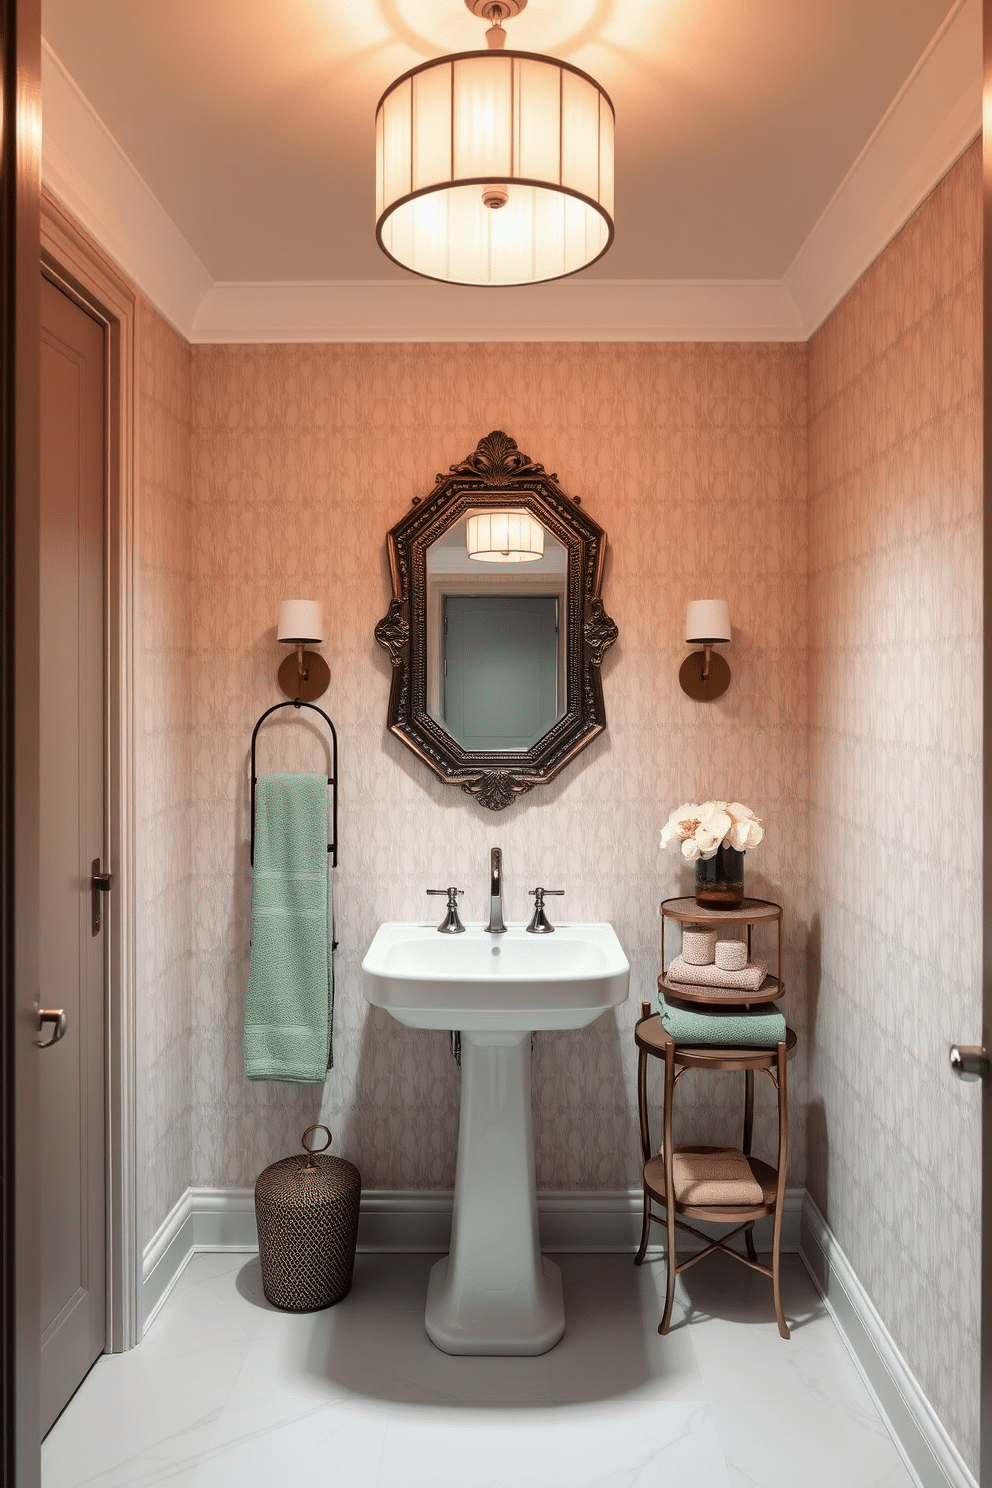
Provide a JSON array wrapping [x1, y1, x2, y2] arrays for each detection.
[[38, 274, 107, 1434]]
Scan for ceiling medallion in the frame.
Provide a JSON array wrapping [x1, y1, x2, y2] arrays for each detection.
[[375, 0, 615, 287]]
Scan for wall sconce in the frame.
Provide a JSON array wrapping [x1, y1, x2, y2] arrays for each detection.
[[679, 599, 731, 701], [277, 600, 329, 702]]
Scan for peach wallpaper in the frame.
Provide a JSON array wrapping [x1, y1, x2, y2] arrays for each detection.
[[807, 142, 983, 1469], [135, 298, 196, 1242], [179, 340, 811, 1207]]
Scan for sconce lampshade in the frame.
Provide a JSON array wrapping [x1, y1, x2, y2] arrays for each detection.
[[375, 48, 614, 286], [466, 510, 545, 562], [685, 599, 731, 645], [277, 599, 324, 645]]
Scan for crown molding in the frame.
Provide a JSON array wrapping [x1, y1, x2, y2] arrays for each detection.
[[41, 41, 213, 335], [190, 277, 804, 343], [784, 0, 980, 335], [41, 1, 981, 346]]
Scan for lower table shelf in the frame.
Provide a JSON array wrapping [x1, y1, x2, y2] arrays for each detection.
[[634, 1008, 797, 1340]]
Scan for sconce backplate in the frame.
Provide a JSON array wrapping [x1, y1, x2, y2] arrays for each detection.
[[278, 650, 330, 702], [679, 650, 731, 702]]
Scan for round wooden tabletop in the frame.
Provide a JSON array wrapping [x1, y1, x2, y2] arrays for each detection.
[[660, 896, 781, 924]]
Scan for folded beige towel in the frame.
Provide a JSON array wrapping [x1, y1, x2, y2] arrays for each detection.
[[671, 1148, 763, 1206], [666, 954, 768, 992], [681, 926, 717, 965], [715, 938, 747, 971]]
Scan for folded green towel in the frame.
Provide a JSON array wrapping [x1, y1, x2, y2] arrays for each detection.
[[658, 992, 785, 1048], [245, 774, 332, 1083]]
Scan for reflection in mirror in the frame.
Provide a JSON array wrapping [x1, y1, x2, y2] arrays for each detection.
[[375, 430, 618, 811], [426, 516, 568, 752]]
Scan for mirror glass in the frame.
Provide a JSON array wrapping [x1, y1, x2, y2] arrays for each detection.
[[374, 430, 618, 811], [425, 517, 568, 752]]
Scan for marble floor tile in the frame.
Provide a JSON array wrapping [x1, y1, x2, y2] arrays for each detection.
[[42, 1250, 918, 1488]]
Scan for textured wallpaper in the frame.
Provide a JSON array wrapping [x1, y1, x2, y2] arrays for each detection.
[[179, 340, 811, 1206], [807, 142, 983, 1470], [135, 299, 196, 1243]]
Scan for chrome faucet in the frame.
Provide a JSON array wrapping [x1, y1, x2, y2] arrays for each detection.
[[486, 846, 507, 934]]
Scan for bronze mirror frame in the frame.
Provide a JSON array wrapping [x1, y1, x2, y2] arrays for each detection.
[[374, 430, 619, 810]]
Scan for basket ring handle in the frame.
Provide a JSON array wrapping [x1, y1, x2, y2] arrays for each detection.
[[301, 1123, 332, 1168]]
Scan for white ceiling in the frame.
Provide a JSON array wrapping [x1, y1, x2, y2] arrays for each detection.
[[39, 0, 982, 342]]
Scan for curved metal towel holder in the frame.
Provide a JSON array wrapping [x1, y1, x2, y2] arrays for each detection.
[[250, 699, 338, 867]]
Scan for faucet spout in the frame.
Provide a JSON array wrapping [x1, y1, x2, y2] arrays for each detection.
[[487, 846, 507, 934]]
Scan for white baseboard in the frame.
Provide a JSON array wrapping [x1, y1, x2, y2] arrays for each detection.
[[799, 1196, 977, 1488], [141, 1184, 802, 1329], [141, 1186, 973, 1486]]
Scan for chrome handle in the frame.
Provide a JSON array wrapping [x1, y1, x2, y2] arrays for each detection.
[[37, 1009, 67, 1049], [949, 1044, 989, 1082], [91, 858, 114, 937], [427, 887, 465, 934], [526, 887, 564, 934]]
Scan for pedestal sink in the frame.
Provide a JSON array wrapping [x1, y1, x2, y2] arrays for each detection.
[[361, 922, 630, 1355]]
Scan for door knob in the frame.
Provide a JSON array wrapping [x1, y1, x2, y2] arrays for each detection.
[[37, 1009, 67, 1049], [91, 858, 113, 936], [949, 1044, 989, 1082]]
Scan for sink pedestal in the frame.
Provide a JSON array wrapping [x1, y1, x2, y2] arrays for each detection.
[[425, 1029, 564, 1355]]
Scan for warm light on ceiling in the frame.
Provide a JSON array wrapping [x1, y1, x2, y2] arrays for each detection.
[[375, 0, 615, 286]]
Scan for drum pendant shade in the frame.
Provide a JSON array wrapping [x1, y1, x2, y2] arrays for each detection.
[[466, 509, 545, 562], [375, 50, 615, 286]]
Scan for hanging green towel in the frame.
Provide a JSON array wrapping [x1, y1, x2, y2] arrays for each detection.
[[245, 774, 332, 1083], [658, 991, 785, 1048]]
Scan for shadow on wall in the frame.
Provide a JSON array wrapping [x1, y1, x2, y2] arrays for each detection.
[[804, 913, 829, 1218]]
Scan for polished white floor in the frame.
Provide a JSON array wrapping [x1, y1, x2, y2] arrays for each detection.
[[42, 1249, 917, 1488]]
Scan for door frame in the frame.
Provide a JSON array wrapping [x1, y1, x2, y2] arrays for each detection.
[[40, 191, 138, 1354], [1, 0, 42, 1478]]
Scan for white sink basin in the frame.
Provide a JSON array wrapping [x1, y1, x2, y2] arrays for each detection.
[[362, 918, 630, 1357], [361, 921, 629, 1031]]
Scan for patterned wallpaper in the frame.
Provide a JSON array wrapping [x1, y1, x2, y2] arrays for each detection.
[[176, 340, 811, 1206], [126, 152, 983, 1472], [135, 299, 196, 1242], [807, 142, 983, 1470]]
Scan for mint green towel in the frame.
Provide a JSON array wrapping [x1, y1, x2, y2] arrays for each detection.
[[659, 992, 785, 1048], [245, 774, 331, 1083]]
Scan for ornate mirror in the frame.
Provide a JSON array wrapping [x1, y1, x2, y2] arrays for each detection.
[[375, 431, 618, 810]]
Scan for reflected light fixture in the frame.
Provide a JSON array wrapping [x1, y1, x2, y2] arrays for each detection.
[[679, 599, 732, 702], [466, 509, 545, 562], [277, 599, 330, 701], [375, 0, 615, 287]]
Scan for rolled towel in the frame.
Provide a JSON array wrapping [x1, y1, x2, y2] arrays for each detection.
[[671, 1148, 763, 1206], [715, 938, 747, 971], [681, 926, 717, 965], [659, 992, 786, 1047], [666, 953, 768, 993]]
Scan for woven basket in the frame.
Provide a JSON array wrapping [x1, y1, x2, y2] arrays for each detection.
[[254, 1125, 361, 1312]]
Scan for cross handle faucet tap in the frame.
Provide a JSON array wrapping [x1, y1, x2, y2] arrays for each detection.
[[427, 886, 465, 934], [526, 887, 564, 934]]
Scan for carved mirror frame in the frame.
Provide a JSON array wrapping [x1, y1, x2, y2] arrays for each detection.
[[375, 431, 619, 810]]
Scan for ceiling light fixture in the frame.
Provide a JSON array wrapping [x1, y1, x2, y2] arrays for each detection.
[[375, 0, 615, 287]]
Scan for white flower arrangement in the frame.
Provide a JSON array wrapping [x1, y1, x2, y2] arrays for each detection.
[[660, 801, 764, 862]]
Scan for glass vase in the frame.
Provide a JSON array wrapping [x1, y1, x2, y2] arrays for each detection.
[[694, 845, 744, 909]]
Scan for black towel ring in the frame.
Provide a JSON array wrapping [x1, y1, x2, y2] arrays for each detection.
[[250, 699, 338, 867]]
